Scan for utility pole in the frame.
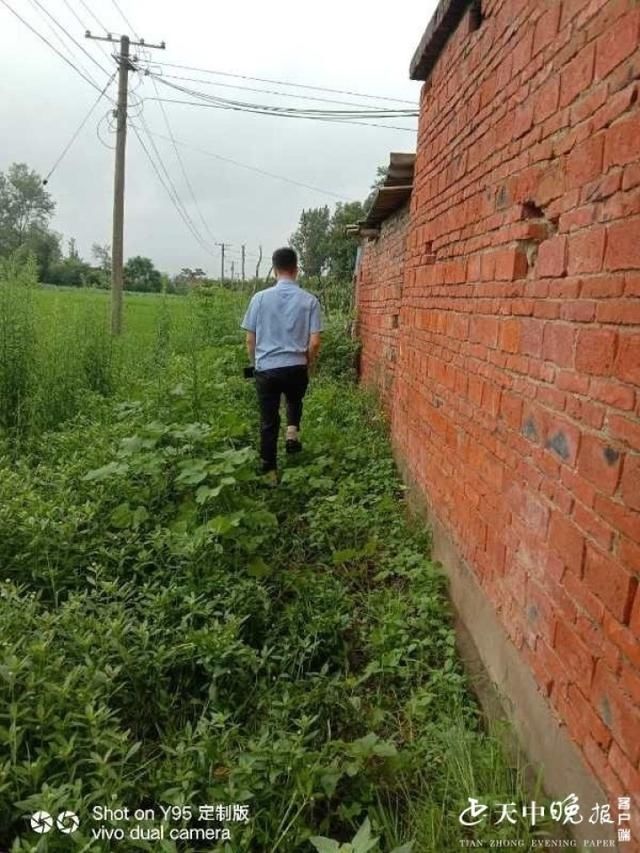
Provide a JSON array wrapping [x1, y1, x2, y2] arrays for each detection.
[[86, 30, 165, 335], [216, 242, 231, 283], [231, 260, 235, 281], [241, 244, 246, 281], [255, 245, 263, 280]]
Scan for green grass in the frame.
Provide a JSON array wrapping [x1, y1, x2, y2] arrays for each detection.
[[0, 273, 553, 852]]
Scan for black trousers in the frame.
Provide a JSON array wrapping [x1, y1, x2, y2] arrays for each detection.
[[255, 365, 309, 471]]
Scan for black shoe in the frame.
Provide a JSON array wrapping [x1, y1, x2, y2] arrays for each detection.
[[286, 439, 303, 454]]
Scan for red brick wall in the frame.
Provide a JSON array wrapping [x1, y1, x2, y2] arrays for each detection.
[[355, 206, 409, 409], [357, 0, 640, 836]]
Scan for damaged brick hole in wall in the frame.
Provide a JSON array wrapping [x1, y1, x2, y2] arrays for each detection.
[[519, 200, 559, 268]]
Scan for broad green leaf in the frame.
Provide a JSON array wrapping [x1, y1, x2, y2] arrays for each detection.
[[247, 557, 272, 578], [83, 461, 128, 482], [309, 838, 341, 853]]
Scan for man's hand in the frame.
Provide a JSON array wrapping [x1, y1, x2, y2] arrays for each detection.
[[246, 331, 256, 365], [307, 332, 321, 373]]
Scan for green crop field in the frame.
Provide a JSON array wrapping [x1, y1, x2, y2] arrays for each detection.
[[0, 259, 548, 852]]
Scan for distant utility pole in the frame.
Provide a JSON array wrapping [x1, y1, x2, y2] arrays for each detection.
[[216, 242, 231, 283], [86, 30, 165, 335], [255, 245, 263, 280], [231, 260, 235, 281], [241, 244, 246, 281]]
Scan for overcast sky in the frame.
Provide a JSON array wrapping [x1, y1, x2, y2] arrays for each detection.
[[0, 0, 436, 274]]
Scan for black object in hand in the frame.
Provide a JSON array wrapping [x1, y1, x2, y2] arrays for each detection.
[[243, 366, 255, 379]]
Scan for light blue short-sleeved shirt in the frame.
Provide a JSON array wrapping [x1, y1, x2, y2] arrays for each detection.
[[241, 279, 323, 372]]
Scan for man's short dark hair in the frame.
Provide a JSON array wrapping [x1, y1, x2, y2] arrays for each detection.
[[272, 247, 298, 273]]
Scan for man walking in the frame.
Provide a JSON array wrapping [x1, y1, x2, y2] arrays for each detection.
[[241, 247, 323, 481]]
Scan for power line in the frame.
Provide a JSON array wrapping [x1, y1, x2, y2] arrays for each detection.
[[0, 0, 106, 92], [139, 127, 349, 200], [44, 71, 117, 183], [132, 116, 217, 259], [26, 0, 98, 84], [145, 95, 418, 133], [149, 77, 217, 245], [77, 0, 109, 33], [146, 74, 417, 118], [111, 0, 138, 38], [151, 71, 411, 111], [29, 0, 112, 78], [60, 0, 113, 64], [144, 59, 416, 106]]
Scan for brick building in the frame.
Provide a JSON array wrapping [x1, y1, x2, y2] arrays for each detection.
[[352, 0, 640, 847]]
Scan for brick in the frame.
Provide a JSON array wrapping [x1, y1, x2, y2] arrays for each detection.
[[512, 26, 534, 77], [534, 75, 560, 123], [619, 538, 640, 574], [575, 503, 614, 553], [498, 318, 521, 353], [620, 454, 640, 511], [542, 323, 575, 367], [512, 101, 534, 140], [566, 135, 605, 189], [591, 661, 640, 766], [631, 587, 640, 633], [518, 319, 543, 357], [606, 218, 640, 270], [623, 162, 640, 192], [560, 44, 596, 108], [553, 619, 596, 688], [584, 545, 637, 622], [614, 332, 640, 386], [577, 433, 623, 495], [608, 741, 640, 802], [596, 299, 640, 325], [589, 378, 635, 411], [603, 611, 640, 668], [495, 247, 529, 281], [533, 5, 561, 57], [469, 315, 499, 348], [595, 493, 640, 542], [567, 227, 606, 275], [563, 569, 606, 623], [605, 113, 640, 172], [549, 511, 586, 574], [537, 236, 567, 278], [609, 415, 640, 452], [499, 392, 523, 429], [575, 328, 617, 375], [595, 9, 640, 80], [580, 275, 624, 298]]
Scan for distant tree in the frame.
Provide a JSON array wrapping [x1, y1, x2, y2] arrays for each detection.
[[363, 165, 388, 213], [67, 237, 79, 260], [290, 206, 331, 278], [326, 201, 366, 280], [124, 255, 162, 292], [48, 239, 92, 287], [24, 227, 62, 281], [0, 163, 55, 256], [91, 243, 111, 273]]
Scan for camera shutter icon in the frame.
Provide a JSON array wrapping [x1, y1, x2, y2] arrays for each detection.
[[30, 811, 54, 834], [56, 811, 80, 834]]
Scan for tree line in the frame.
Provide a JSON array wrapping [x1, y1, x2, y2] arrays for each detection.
[[1, 160, 384, 293], [0, 162, 174, 293]]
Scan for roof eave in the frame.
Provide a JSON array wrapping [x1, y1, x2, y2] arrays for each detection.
[[410, 0, 475, 81]]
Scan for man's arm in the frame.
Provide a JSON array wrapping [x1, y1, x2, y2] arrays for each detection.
[[307, 297, 323, 370], [246, 331, 256, 365], [307, 331, 321, 369], [240, 295, 259, 365]]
